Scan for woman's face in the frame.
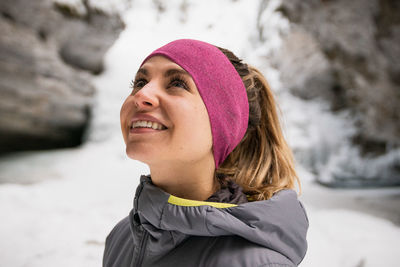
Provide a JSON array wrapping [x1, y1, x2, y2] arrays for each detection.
[[120, 56, 214, 167]]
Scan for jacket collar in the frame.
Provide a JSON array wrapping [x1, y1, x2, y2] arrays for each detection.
[[130, 175, 308, 265]]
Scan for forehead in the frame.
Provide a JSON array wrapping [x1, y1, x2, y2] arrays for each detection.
[[140, 55, 185, 73]]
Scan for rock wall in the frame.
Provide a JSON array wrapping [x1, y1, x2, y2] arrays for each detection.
[[258, 0, 400, 186], [0, 0, 124, 154]]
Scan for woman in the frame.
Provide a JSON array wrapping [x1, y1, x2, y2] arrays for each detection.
[[103, 39, 308, 267]]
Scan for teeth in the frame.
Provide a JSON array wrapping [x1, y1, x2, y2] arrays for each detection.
[[131, 120, 166, 130]]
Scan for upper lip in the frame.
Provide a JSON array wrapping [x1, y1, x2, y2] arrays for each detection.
[[130, 113, 167, 128]]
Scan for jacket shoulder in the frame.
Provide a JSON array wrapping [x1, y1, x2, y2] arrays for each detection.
[[104, 216, 131, 246], [103, 216, 133, 267], [156, 235, 295, 267], [209, 235, 295, 267]]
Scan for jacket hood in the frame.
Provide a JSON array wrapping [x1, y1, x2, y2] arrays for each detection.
[[133, 175, 308, 265]]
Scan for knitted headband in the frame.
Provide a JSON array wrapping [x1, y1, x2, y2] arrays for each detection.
[[141, 39, 249, 169]]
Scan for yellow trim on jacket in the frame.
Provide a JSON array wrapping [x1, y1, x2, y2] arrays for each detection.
[[167, 195, 238, 208]]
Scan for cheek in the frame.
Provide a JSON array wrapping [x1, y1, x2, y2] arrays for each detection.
[[120, 96, 134, 120], [197, 107, 213, 147], [120, 101, 128, 121], [180, 103, 213, 149], [120, 98, 131, 140]]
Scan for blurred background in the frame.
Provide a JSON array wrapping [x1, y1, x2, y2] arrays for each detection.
[[0, 0, 399, 266]]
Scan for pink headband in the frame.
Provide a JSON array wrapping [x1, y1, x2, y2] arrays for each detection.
[[141, 39, 249, 168]]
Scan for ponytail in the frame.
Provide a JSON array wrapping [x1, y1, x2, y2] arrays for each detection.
[[216, 47, 300, 200]]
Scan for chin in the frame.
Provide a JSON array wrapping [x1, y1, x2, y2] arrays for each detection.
[[125, 146, 155, 164]]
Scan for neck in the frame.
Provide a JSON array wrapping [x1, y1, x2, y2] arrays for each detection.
[[149, 157, 219, 201]]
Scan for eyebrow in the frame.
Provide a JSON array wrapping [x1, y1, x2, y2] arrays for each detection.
[[135, 67, 189, 78], [164, 69, 190, 78], [136, 68, 148, 76]]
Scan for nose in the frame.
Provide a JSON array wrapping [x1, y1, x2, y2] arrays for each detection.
[[133, 82, 160, 110]]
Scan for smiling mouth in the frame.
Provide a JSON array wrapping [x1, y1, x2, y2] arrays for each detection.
[[130, 120, 168, 131]]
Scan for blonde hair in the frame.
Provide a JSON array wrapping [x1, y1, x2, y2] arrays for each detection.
[[216, 47, 300, 200]]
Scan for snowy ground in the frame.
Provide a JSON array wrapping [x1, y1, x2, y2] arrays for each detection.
[[1, 0, 400, 266]]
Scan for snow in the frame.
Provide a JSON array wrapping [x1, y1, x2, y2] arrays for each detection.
[[1, 0, 399, 266], [298, 166, 400, 267], [303, 206, 400, 267]]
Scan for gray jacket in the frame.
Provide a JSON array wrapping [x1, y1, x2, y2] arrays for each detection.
[[103, 175, 308, 267]]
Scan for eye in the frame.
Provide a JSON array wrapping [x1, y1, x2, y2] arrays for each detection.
[[130, 78, 147, 91], [169, 76, 189, 91]]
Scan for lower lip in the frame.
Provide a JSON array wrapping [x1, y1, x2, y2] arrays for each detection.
[[129, 127, 166, 134]]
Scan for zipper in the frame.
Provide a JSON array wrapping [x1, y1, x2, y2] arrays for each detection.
[[131, 177, 150, 267], [134, 227, 149, 267]]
